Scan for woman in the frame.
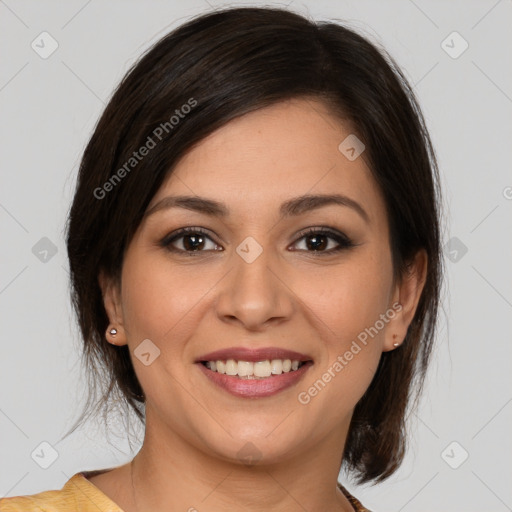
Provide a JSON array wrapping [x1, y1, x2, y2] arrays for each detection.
[[0, 6, 443, 512]]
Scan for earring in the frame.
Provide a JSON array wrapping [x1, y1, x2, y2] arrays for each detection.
[[392, 334, 400, 348], [106, 326, 123, 346]]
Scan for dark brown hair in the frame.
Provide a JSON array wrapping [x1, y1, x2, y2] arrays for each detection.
[[63, 6, 444, 485]]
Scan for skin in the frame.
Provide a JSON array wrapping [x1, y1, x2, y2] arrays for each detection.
[[94, 98, 427, 512]]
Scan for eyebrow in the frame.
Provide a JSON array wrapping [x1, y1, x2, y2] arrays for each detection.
[[143, 193, 370, 224]]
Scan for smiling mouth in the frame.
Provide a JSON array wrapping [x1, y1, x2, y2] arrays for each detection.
[[200, 359, 310, 379]]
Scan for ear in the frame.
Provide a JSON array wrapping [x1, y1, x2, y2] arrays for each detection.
[[383, 249, 428, 352], [98, 269, 127, 346]]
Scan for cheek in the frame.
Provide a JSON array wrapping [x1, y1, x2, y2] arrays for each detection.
[[296, 253, 392, 399], [119, 253, 214, 348], [301, 255, 392, 344]]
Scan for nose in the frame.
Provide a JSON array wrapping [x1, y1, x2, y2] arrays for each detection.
[[215, 244, 295, 331]]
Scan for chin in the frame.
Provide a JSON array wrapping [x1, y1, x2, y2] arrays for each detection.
[[204, 428, 305, 467]]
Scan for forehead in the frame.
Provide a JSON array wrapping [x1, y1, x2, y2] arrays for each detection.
[[147, 98, 387, 229]]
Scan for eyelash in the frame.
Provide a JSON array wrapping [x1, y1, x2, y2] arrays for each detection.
[[160, 226, 356, 256]]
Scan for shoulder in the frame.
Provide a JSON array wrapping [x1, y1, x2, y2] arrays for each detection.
[[0, 472, 123, 512], [0, 493, 43, 512]]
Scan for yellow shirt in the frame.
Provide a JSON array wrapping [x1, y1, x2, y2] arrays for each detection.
[[0, 470, 371, 511], [0, 471, 122, 512]]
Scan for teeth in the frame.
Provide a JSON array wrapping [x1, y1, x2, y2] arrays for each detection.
[[254, 360, 271, 377], [237, 360, 253, 376], [225, 359, 238, 375], [204, 359, 304, 378], [270, 359, 282, 374]]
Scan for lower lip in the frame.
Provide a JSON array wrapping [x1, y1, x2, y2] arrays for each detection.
[[196, 362, 313, 398]]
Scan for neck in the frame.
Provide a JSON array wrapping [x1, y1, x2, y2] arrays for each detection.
[[128, 406, 355, 512]]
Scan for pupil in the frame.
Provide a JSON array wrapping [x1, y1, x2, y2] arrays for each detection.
[[307, 234, 327, 251], [184, 234, 204, 251]]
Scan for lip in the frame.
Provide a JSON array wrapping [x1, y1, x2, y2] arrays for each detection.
[[196, 360, 314, 398], [195, 346, 312, 363]]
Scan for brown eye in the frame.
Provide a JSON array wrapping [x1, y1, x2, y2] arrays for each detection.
[[292, 228, 355, 253], [304, 233, 329, 251], [180, 233, 207, 251], [161, 227, 222, 254]]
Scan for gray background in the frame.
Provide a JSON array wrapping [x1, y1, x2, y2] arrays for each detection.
[[1, 1, 511, 511]]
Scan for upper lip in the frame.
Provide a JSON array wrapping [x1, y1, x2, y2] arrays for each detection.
[[195, 347, 313, 363]]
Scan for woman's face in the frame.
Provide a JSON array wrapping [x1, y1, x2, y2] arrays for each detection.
[[102, 98, 425, 465]]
